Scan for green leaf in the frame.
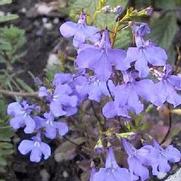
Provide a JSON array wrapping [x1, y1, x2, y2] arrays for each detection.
[[69, 0, 129, 25], [0, 14, 18, 23], [0, 26, 26, 53], [0, 0, 12, 5], [150, 14, 178, 64], [15, 78, 34, 93], [0, 99, 7, 118], [155, 0, 176, 9], [0, 126, 13, 142], [69, 0, 96, 19], [0, 157, 7, 167], [0, 39, 12, 51], [94, 12, 115, 29], [107, 0, 128, 7], [114, 28, 132, 49]]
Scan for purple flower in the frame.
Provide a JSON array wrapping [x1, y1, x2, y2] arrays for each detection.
[[40, 112, 68, 139], [103, 71, 157, 118], [59, 12, 100, 47], [154, 65, 181, 107], [38, 86, 49, 97], [18, 136, 51, 162], [122, 139, 151, 181], [147, 141, 181, 176], [76, 29, 130, 80], [50, 84, 78, 117], [92, 147, 136, 181], [53, 73, 73, 86], [75, 75, 110, 102], [132, 23, 151, 37], [126, 25, 167, 77], [7, 101, 36, 134]]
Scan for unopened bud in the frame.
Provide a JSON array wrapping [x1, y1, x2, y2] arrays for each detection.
[[101, 5, 111, 13]]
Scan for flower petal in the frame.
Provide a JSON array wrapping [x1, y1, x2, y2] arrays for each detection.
[[24, 115, 36, 134], [7, 102, 23, 116], [59, 21, 77, 38], [18, 140, 34, 155], [30, 147, 42, 162], [55, 122, 69, 136], [40, 142, 51, 160]]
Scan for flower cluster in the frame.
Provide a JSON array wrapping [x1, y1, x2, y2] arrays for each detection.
[[7, 8, 181, 180]]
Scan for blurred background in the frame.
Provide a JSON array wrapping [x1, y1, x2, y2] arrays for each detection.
[[0, 0, 181, 180]]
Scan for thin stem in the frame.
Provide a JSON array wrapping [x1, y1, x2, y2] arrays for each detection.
[[106, 80, 114, 101], [160, 104, 172, 145], [0, 89, 38, 98], [64, 135, 91, 154]]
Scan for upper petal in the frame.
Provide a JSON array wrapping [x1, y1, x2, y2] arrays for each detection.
[[55, 122, 69, 136], [164, 145, 181, 163], [126, 47, 139, 63], [93, 53, 112, 80], [18, 140, 34, 155], [59, 21, 77, 38], [7, 102, 23, 116], [167, 75, 181, 90], [144, 46, 167, 66], [128, 157, 149, 181], [50, 101, 66, 117], [135, 50, 150, 77], [24, 115, 36, 134], [76, 47, 101, 69], [108, 48, 130, 71]]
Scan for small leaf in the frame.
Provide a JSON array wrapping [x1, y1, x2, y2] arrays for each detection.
[[116, 132, 135, 138], [0, 157, 7, 167], [171, 109, 181, 115], [114, 28, 132, 49], [0, 14, 18, 23], [0, 0, 12, 5], [15, 78, 34, 93]]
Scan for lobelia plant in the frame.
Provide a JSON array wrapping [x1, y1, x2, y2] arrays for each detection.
[[7, 2, 181, 181]]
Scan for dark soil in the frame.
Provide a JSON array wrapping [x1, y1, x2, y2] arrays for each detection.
[[1, 0, 63, 85]]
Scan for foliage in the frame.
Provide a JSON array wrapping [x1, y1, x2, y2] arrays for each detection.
[[0, 0, 18, 23], [0, 99, 14, 174], [150, 0, 178, 63], [0, 0, 26, 176]]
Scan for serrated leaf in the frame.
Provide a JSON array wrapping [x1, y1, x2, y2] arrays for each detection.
[[0, 14, 18, 23], [0, 0, 12, 5], [0, 26, 26, 53], [114, 28, 132, 49], [69, 0, 128, 24], [94, 12, 115, 29]]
